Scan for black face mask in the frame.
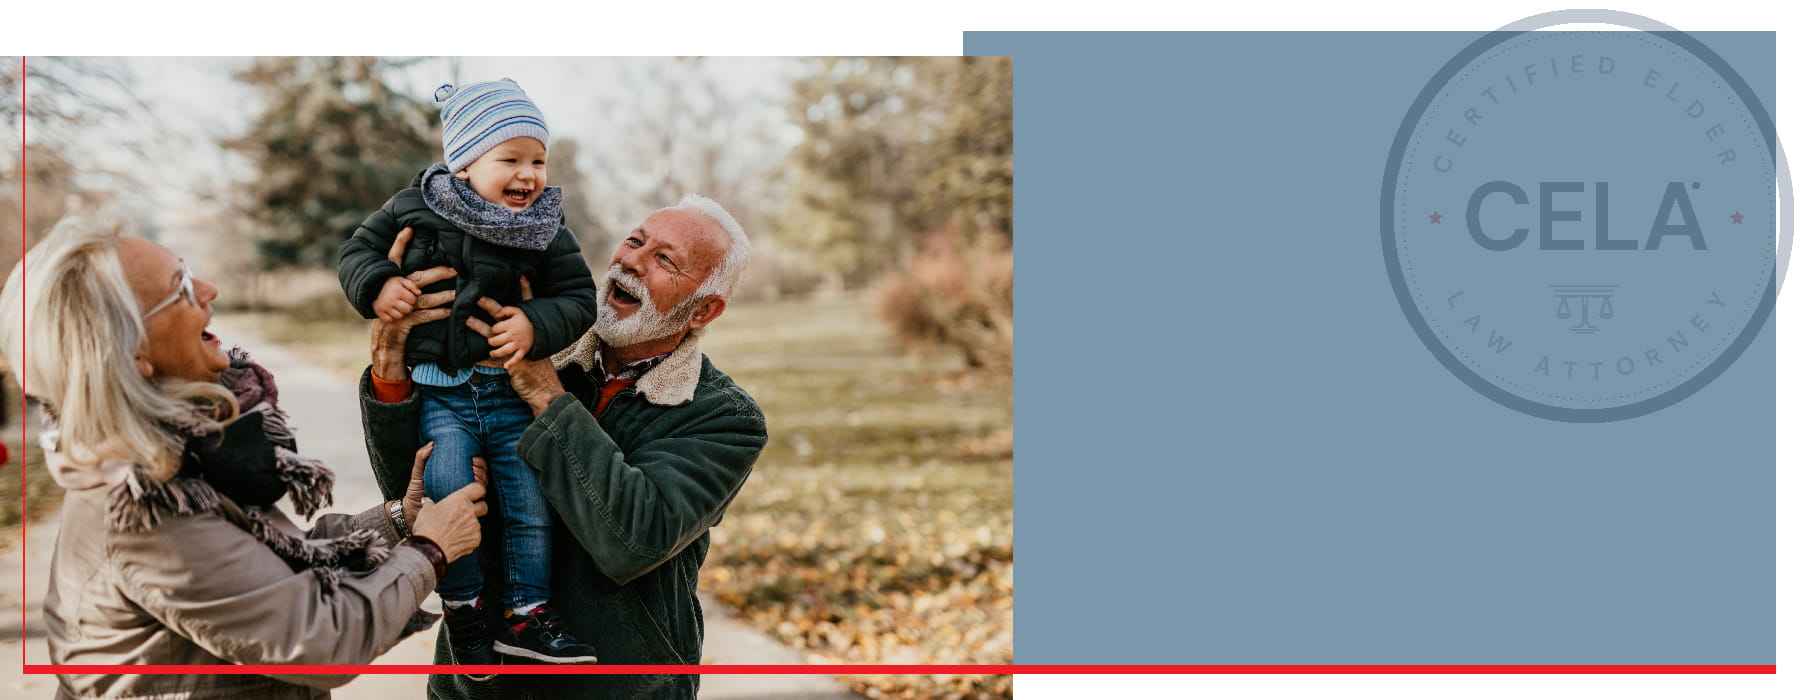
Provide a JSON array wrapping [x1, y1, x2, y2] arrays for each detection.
[[177, 411, 287, 508]]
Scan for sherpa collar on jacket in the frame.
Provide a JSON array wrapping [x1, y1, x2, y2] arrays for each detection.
[[551, 327, 706, 406]]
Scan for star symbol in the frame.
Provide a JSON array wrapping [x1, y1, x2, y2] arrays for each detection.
[[1429, 212, 1443, 224], [1731, 211, 1744, 224]]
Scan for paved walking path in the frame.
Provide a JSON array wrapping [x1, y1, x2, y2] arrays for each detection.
[[2, 321, 859, 700]]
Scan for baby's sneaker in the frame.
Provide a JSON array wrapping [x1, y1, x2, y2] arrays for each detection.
[[492, 603, 597, 664], [442, 599, 498, 680]]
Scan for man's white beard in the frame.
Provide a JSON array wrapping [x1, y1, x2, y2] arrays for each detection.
[[595, 264, 697, 348]]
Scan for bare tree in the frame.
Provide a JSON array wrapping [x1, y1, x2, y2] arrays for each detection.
[[581, 58, 788, 259], [1, 57, 147, 269]]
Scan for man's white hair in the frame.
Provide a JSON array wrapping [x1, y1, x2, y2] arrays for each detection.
[[667, 193, 751, 301]]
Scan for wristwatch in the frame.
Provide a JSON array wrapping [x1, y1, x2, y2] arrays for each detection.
[[386, 499, 412, 539]]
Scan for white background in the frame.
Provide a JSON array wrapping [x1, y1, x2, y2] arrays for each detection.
[[10, 0, 1798, 698]]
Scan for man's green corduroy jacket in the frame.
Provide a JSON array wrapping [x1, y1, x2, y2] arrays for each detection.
[[359, 331, 767, 700]]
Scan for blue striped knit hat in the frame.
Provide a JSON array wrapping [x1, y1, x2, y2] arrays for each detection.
[[435, 78, 550, 172]]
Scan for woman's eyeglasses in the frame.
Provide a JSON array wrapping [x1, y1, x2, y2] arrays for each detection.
[[142, 261, 195, 319]]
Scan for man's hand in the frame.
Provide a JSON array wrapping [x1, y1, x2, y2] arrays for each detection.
[[370, 226, 457, 381], [465, 277, 563, 416], [503, 348, 564, 416]]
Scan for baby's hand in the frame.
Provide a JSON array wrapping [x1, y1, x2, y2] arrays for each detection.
[[488, 307, 536, 368], [374, 276, 422, 322]]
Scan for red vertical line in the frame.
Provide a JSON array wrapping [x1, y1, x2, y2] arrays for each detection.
[[17, 54, 27, 669]]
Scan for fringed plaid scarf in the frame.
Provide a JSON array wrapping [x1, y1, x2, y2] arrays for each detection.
[[101, 349, 411, 605]]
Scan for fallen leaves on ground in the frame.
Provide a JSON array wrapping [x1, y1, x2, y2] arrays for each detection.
[[706, 461, 1013, 699]]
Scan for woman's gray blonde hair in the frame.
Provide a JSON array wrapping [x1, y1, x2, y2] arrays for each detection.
[[0, 216, 236, 481]]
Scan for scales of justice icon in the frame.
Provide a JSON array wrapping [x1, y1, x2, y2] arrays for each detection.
[[1549, 284, 1619, 334]]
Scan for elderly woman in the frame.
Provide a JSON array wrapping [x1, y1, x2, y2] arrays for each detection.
[[0, 217, 488, 699]]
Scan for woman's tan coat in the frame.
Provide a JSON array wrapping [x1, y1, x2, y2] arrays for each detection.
[[44, 449, 436, 699]]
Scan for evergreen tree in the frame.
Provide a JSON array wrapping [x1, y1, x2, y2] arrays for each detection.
[[223, 57, 436, 268]]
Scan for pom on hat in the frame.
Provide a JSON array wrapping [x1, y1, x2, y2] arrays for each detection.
[[436, 78, 550, 172]]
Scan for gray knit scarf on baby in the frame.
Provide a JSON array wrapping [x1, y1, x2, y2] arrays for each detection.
[[420, 162, 564, 251]]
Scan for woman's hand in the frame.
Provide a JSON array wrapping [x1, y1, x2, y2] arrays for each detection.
[[370, 226, 457, 381], [402, 442, 489, 528], [412, 482, 487, 563]]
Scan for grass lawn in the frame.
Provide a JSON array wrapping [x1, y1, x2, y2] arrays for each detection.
[[704, 296, 1013, 700], [219, 293, 1015, 700]]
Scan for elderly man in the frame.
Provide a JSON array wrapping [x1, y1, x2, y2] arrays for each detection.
[[359, 194, 767, 699]]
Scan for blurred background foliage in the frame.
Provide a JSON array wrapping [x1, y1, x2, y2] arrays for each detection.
[[1, 57, 143, 276], [223, 56, 439, 268], [5, 56, 1012, 700], [784, 57, 1013, 289]]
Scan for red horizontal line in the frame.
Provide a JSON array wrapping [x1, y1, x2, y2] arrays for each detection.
[[23, 664, 1777, 675]]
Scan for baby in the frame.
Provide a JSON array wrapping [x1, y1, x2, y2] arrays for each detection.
[[338, 78, 597, 666]]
